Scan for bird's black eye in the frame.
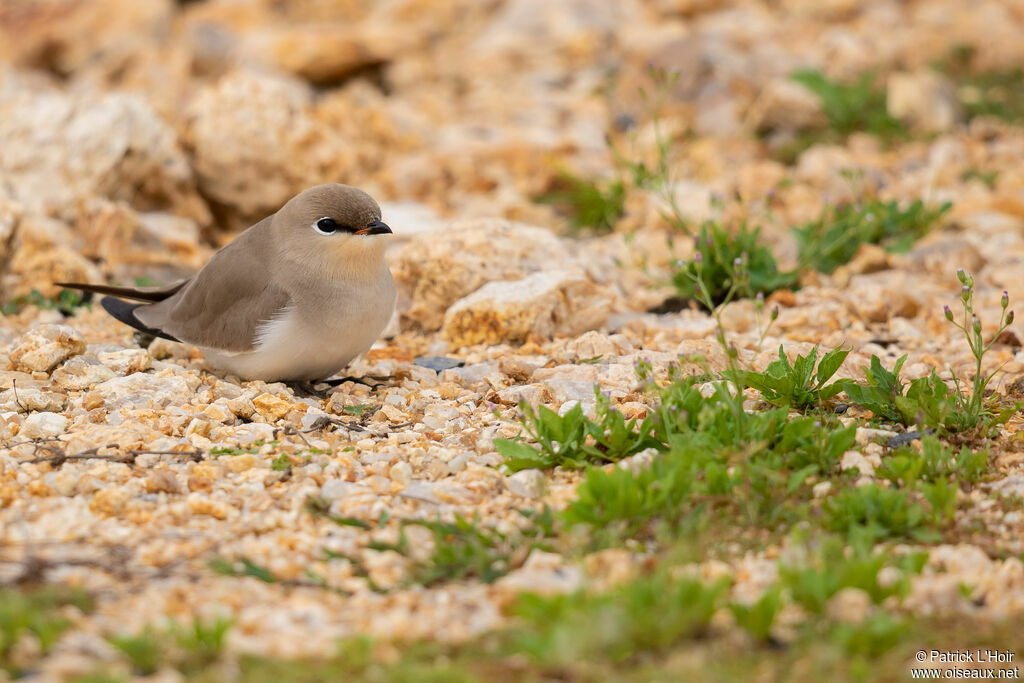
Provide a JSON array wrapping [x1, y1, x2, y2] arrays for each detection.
[[314, 217, 339, 235]]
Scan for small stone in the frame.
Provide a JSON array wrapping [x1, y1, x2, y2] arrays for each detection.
[[8, 324, 86, 373], [252, 393, 293, 420], [232, 423, 276, 445], [565, 331, 620, 361], [0, 387, 64, 413], [96, 349, 152, 375], [840, 450, 874, 476], [447, 452, 471, 474], [321, 479, 355, 501], [617, 448, 658, 475], [89, 487, 130, 516], [826, 587, 873, 625], [93, 374, 192, 410], [145, 469, 181, 494], [225, 397, 256, 419], [388, 461, 413, 485], [224, 453, 256, 473], [887, 70, 962, 133], [203, 401, 235, 423], [504, 469, 547, 499], [51, 356, 116, 391], [20, 412, 68, 439]]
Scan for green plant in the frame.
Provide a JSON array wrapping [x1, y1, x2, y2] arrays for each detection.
[[936, 45, 1024, 123], [109, 616, 233, 676], [939, 270, 1019, 432], [536, 171, 626, 234], [730, 345, 850, 411], [780, 536, 926, 614], [495, 389, 661, 471], [561, 453, 697, 543], [2, 288, 89, 316], [961, 168, 999, 188], [0, 587, 92, 675], [823, 484, 929, 542], [671, 222, 798, 307], [790, 69, 906, 140], [361, 510, 556, 588], [795, 199, 951, 274], [830, 612, 908, 657], [508, 573, 730, 665], [877, 436, 989, 491], [342, 404, 376, 416], [842, 354, 907, 423], [109, 628, 164, 675], [729, 587, 784, 643], [209, 557, 279, 583]]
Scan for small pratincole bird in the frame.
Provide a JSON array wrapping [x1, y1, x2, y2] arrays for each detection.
[[58, 183, 396, 381]]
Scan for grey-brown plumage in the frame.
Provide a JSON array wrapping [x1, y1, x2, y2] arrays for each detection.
[[58, 183, 397, 381]]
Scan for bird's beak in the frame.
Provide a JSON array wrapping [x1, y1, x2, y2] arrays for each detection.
[[354, 220, 392, 236]]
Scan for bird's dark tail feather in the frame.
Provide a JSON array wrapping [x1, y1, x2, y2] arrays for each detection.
[[100, 297, 181, 342], [54, 281, 186, 303]]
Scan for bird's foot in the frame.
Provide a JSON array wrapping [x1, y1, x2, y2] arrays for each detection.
[[286, 381, 333, 399], [323, 375, 391, 389]]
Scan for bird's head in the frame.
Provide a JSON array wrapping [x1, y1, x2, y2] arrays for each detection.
[[274, 183, 392, 278]]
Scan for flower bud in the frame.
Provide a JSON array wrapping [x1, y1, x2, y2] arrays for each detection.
[[733, 257, 742, 267], [957, 268, 967, 284], [1003, 291, 1010, 309], [973, 316, 982, 334], [771, 306, 780, 321], [943, 305, 954, 322], [1008, 310, 1015, 325], [961, 285, 971, 302], [694, 252, 703, 263]]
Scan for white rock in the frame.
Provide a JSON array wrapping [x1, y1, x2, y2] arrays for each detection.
[[443, 269, 612, 347], [505, 469, 548, 499], [232, 423, 276, 446], [93, 374, 191, 410], [8, 324, 86, 373], [390, 219, 618, 332], [20, 412, 68, 439], [565, 331, 621, 361], [840, 450, 874, 476], [388, 461, 412, 485], [96, 349, 152, 375], [51, 356, 116, 390], [887, 70, 962, 133], [494, 550, 583, 596], [0, 387, 64, 413], [617, 448, 659, 475], [826, 587, 872, 625], [0, 82, 206, 222], [321, 478, 356, 502]]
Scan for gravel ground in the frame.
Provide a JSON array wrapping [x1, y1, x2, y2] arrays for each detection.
[[3, 0, 1024, 679]]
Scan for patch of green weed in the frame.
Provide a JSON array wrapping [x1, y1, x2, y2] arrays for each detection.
[[790, 69, 906, 140], [2, 288, 89, 316], [495, 389, 661, 471], [671, 222, 798, 307], [0, 586, 92, 675], [731, 345, 850, 411], [794, 199, 951, 274], [536, 171, 626, 234]]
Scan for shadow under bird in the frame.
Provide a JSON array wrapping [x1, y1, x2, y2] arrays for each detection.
[[57, 183, 396, 382]]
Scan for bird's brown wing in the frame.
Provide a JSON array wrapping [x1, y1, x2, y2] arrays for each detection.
[[135, 219, 291, 353]]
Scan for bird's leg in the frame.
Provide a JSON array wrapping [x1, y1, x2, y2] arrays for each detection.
[[286, 381, 332, 399], [321, 376, 391, 388]]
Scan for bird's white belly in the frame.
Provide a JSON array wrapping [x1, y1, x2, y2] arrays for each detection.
[[203, 300, 393, 381]]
